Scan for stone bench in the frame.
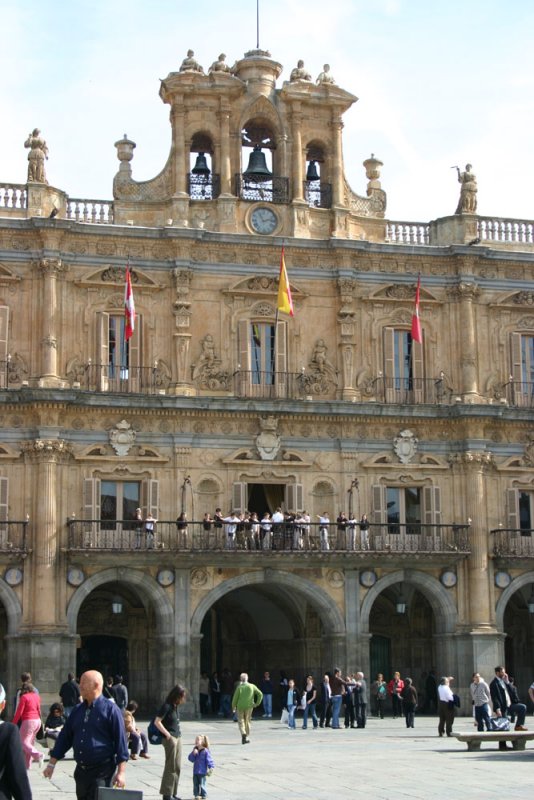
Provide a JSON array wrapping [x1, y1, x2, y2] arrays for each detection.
[[454, 730, 534, 751]]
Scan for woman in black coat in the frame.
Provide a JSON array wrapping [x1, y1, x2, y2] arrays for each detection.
[[0, 683, 32, 800]]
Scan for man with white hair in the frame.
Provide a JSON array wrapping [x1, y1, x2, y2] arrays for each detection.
[[44, 669, 129, 798], [231, 672, 263, 745]]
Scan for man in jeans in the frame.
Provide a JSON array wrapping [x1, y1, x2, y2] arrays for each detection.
[[490, 665, 528, 748], [260, 671, 274, 719], [329, 669, 346, 729]]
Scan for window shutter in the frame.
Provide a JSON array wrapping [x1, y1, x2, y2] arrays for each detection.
[[0, 307, 9, 389], [237, 320, 251, 396], [510, 333, 524, 404], [232, 482, 247, 513], [84, 477, 100, 537], [507, 488, 518, 529], [96, 312, 110, 391], [372, 484, 386, 524], [149, 479, 159, 518], [275, 320, 287, 397], [383, 327, 395, 402], [0, 477, 8, 540], [411, 339, 424, 403], [128, 314, 141, 391], [285, 483, 303, 512]]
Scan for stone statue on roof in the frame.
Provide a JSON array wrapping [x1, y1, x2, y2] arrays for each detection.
[[316, 63, 336, 85], [290, 60, 312, 82], [455, 163, 477, 214], [24, 128, 48, 184], [180, 49, 205, 74], [209, 53, 232, 73]]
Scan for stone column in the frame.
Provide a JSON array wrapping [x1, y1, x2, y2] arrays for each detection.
[[170, 103, 189, 226], [449, 280, 481, 402], [291, 105, 304, 201], [330, 110, 344, 207], [15, 439, 74, 707], [170, 269, 195, 396], [38, 258, 67, 387], [174, 568, 196, 718], [337, 279, 358, 400], [218, 100, 232, 195]]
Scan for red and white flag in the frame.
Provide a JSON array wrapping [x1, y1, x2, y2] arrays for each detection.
[[124, 265, 136, 341], [411, 275, 422, 344]]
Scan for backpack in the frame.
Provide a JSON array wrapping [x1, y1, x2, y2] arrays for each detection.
[[147, 718, 163, 745]]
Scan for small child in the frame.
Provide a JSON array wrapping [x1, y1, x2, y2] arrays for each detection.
[[188, 734, 215, 800]]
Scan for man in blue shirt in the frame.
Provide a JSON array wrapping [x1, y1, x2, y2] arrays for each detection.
[[43, 669, 129, 798]]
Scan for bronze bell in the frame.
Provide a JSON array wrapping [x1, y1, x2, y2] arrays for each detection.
[[306, 160, 320, 181], [243, 146, 272, 181], [191, 152, 211, 177]]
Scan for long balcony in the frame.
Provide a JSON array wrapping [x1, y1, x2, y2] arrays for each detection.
[[0, 521, 30, 553], [67, 520, 470, 555], [78, 364, 169, 394], [492, 528, 534, 557], [374, 375, 456, 404]]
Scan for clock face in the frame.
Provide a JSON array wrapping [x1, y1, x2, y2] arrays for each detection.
[[4, 567, 22, 586], [67, 568, 85, 587], [495, 571, 511, 589], [250, 206, 278, 235], [360, 570, 377, 588], [157, 569, 175, 587], [440, 571, 457, 588]]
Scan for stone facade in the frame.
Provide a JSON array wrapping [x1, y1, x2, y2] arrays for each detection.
[[1, 48, 534, 715]]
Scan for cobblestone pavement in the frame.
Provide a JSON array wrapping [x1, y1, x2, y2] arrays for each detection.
[[29, 714, 534, 799]]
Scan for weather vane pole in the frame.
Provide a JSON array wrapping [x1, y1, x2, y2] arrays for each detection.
[[256, 0, 260, 49]]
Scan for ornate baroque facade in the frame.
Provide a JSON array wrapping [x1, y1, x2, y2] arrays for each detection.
[[1, 47, 534, 714]]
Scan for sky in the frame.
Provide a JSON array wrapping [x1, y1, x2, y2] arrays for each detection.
[[1, 0, 533, 223]]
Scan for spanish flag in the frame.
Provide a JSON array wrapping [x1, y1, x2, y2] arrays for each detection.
[[124, 265, 136, 341], [410, 275, 422, 344], [277, 247, 294, 317]]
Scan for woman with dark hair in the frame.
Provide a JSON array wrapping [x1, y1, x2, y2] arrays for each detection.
[[12, 683, 42, 770], [0, 682, 32, 799], [154, 684, 187, 800]]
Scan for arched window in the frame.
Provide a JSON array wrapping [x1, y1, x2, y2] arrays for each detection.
[[305, 142, 331, 208], [238, 121, 288, 204], [188, 133, 219, 200]]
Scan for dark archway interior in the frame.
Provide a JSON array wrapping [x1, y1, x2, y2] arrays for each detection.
[[200, 585, 324, 705], [76, 582, 153, 708], [369, 584, 435, 696], [503, 586, 534, 697]]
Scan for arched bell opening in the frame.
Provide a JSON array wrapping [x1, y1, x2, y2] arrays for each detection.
[[238, 120, 288, 204], [305, 141, 331, 209], [189, 132, 219, 200]]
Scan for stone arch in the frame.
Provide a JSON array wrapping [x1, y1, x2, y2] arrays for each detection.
[[190, 569, 345, 637], [66, 567, 174, 636], [495, 571, 534, 631], [0, 580, 22, 634], [360, 569, 457, 635]]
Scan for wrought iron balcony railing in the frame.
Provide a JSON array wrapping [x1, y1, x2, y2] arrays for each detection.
[[304, 180, 332, 209], [502, 380, 534, 408], [235, 174, 290, 204], [0, 520, 29, 553], [374, 375, 455, 404], [234, 370, 308, 400], [67, 519, 470, 554], [77, 364, 171, 394], [188, 173, 221, 200], [492, 528, 534, 557]]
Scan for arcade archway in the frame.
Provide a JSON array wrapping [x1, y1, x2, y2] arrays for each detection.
[[496, 572, 534, 694]]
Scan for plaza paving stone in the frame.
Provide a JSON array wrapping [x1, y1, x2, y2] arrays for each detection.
[[28, 714, 534, 799]]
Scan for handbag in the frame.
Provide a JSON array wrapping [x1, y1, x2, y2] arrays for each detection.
[[300, 694, 307, 710], [490, 716, 511, 731], [280, 708, 289, 724], [97, 790, 143, 799], [147, 718, 163, 745]]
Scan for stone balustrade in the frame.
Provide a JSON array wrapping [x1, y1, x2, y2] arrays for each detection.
[[66, 198, 114, 224], [386, 220, 429, 245], [477, 216, 534, 244], [0, 183, 27, 210]]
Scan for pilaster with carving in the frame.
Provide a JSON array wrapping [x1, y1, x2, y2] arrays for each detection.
[[37, 258, 68, 387], [448, 279, 481, 402], [337, 278, 358, 400]]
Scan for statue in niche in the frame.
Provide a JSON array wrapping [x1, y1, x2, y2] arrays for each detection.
[[209, 53, 232, 73], [454, 163, 477, 214], [24, 128, 49, 183], [299, 339, 338, 396], [179, 49, 205, 74], [290, 60, 312, 82], [192, 334, 230, 390], [316, 63, 336, 85]]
